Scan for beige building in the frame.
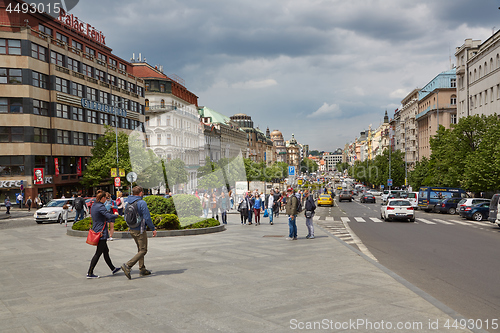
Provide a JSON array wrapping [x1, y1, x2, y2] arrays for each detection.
[[456, 34, 500, 120], [270, 129, 286, 163], [399, 89, 419, 168], [285, 134, 300, 169], [416, 70, 457, 160]]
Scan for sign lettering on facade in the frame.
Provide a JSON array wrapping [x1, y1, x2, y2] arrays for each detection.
[[0, 180, 23, 188], [57, 9, 106, 45], [82, 99, 127, 117]]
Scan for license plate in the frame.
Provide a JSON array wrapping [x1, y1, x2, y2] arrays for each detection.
[[396, 213, 406, 216]]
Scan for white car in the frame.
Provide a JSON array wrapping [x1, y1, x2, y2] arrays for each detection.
[[368, 189, 382, 196], [34, 199, 76, 224], [381, 199, 415, 222]]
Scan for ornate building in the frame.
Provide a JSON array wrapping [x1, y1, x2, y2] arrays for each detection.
[[270, 129, 286, 163], [285, 134, 300, 169], [229, 113, 273, 163]]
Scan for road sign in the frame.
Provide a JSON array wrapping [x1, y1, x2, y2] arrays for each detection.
[[297, 179, 303, 185], [387, 179, 393, 186], [114, 177, 121, 187], [126, 172, 138, 183], [288, 166, 295, 176], [110, 168, 126, 177], [381, 185, 384, 189], [20, 180, 24, 191]]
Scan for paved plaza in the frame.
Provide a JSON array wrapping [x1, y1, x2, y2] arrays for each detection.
[[0, 212, 473, 333]]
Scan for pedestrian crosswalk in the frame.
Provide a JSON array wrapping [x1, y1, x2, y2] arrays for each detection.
[[314, 215, 497, 229]]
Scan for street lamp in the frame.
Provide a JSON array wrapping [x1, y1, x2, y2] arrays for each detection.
[[113, 99, 126, 194]]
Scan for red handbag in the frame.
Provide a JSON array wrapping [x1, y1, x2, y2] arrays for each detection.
[[86, 223, 106, 246]]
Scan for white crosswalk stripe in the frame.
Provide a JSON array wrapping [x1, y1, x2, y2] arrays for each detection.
[[416, 218, 436, 224], [370, 217, 383, 222], [466, 220, 492, 227], [447, 219, 471, 226], [354, 217, 366, 222], [341, 217, 350, 223], [432, 219, 454, 225]]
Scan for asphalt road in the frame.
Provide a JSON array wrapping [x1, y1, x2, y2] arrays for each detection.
[[335, 195, 500, 331]]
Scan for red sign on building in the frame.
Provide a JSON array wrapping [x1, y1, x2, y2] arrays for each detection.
[[34, 168, 44, 185], [54, 158, 59, 176], [114, 177, 121, 187]]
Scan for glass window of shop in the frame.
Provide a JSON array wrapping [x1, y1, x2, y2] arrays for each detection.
[[0, 156, 25, 175]]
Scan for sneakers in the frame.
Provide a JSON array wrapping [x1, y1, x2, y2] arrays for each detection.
[[108, 237, 114, 241], [121, 263, 131, 280], [112, 267, 121, 275], [140, 269, 152, 276], [285, 237, 294, 241], [309, 236, 315, 239], [86, 274, 100, 279], [270, 222, 273, 225], [293, 237, 298, 240], [306, 235, 310, 239]]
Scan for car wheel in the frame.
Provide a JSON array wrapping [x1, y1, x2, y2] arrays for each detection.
[[409, 217, 415, 222], [472, 212, 483, 221], [36, 221, 42, 224], [448, 207, 456, 215], [349, 199, 352, 202]]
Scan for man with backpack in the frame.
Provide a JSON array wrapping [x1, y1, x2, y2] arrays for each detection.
[[121, 186, 157, 280], [303, 190, 316, 239], [74, 193, 86, 222]]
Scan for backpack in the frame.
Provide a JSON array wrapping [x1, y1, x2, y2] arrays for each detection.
[[74, 197, 84, 210], [296, 197, 303, 213], [124, 201, 141, 228]]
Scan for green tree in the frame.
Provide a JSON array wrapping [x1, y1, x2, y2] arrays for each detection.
[[164, 158, 188, 190], [300, 158, 318, 174]]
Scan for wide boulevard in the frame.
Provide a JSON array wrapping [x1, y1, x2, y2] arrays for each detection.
[[314, 194, 500, 331]]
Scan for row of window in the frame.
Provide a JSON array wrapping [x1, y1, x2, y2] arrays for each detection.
[[38, 24, 126, 70], [469, 54, 500, 82], [0, 126, 100, 146], [0, 155, 90, 177], [469, 84, 500, 109]]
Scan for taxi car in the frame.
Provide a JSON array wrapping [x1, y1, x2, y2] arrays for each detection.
[[380, 199, 415, 222], [317, 194, 334, 207], [34, 198, 76, 224]]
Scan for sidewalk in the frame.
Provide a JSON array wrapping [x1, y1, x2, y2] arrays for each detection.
[[0, 207, 35, 220], [0, 214, 475, 332]]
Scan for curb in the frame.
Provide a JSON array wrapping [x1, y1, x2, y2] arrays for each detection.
[[67, 224, 226, 238]]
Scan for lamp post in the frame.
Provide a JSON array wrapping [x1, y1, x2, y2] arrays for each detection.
[[113, 99, 125, 194]]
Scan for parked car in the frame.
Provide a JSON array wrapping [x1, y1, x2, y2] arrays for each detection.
[[317, 194, 334, 207], [433, 197, 462, 215], [367, 189, 382, 196], [34, 198, 76, 224], [360, 194, 376, 203], [462, 202, 490, 221], [488, 194, 500, 224], [339, 191, 352, 202], [406, 192, 418, 208], [458, 198, 490, 218], [380, 199, 415, 222]]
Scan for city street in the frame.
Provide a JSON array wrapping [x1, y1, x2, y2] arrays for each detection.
[[326, 195, 500, 329]]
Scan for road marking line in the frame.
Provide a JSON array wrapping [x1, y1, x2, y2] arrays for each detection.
[[341, 217, 350, 223], [467, 220, 492, 227], [448, 219, 472, 226], [354, 217, 366, 222], [325, 216, 334, 221], [340, 217, 378, 262], [432, 219, 454, 225], [370, 217, 383, 223], [416, 218, 436, 224]]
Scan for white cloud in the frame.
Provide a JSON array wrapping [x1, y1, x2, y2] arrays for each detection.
[[231, 79, 278, 89], [307, 103, 341, 119], [390, 88, 409, 99]]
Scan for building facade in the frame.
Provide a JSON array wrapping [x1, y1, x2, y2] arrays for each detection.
[[134, 62, 203, 192], [399, 89, 419, 169], [270, 129, 286, 163], [416, 70, 457, 160], [285, 134, 300, 169], [229, 113, 272, 164], [0, 1, 145, 202]]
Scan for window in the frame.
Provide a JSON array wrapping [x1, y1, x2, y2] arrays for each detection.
[[71, 82, 83, 97], [145, 134, 150, 147], [119, 63, 126, 71], [97, 53, 106, 62], [71, 40, 82, 51], [109, 58, 117, 67], [108, 74, 116, 86], [451, 114, 457, 125], [0, 68, 22, 84], [157, 134, 161, 145], [99, 91, 108, 104], [67, 58, 79, 72], [492, 88, 494, 103], [0, 156, 24, 176], [450, 78, 456, 88], [0, 39, 21, 55], [55, 77, 69, 93], [86, 87, 97, 101], [118, 78, 126, 90], [158, 115, 162, 126], [33, 100, 49, 116], [82, 63, 93, 77], [34, 128, 49, 143], [110, 115, 116, 127], [31, 43, 47, 61], [0, 127, 24, 142], [166, 116, 170, 126], [38, 24, 52, 36], [450, 95, 457, 105], [87, 110, 97, 124], [32, 71, 47, 88], [88, 133, 98, 146], [56, 32, 68, 44], [0, 98, 23, 113], [129, 82, 135, 93], [73, 132, 85, 145], [72, 107, 84, 121], [85, 46, 95, 57], [485, 90, 488, 105], [56, 130, 70, 144], [160, 84, 165, 92], [50, 51, 64, 66], [56, 104, 70, 119], [161, 99, 165, 107], [167, 133, 171, 145], [479, 92, 483, 106], [100, 112, 108, 125]]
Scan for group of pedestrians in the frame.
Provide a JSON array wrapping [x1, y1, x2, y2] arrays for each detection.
[[200, 191, 229, 224], [87, 185, 157, 280]]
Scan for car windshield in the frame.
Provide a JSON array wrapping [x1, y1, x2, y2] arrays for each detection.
[[458, 199, 467, 205], [320, 195, 330, 199], [388, 200, 411, 206], [45, 200, 70, 207]]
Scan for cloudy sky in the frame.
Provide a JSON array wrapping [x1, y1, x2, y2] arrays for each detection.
[[71, 0, 498, 151]]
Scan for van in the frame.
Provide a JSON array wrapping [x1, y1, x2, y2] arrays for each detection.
[[418, 187, 466, 212], [488, 194, 500, 224]]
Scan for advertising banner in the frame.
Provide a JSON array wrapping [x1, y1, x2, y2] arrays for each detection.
[[54, 158, 59, 176], [33, 168, 44, 185]]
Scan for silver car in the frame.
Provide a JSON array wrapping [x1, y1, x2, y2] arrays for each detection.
[[34, 199, 76, 224]]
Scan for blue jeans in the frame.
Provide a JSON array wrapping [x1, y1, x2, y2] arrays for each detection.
[[248, 209, 253, 223], [288, 215, 297, 238], [268, 208, 273, 223], [203, 208, 209, 218], [75, 209, 85, 222]]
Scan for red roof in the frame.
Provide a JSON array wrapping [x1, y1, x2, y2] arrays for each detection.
[[131, 63, 168, 79]]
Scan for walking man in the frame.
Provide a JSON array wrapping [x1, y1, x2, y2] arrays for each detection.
[[267, 190, 274, 225], [285, 187, 298, 240], [74, 192, 86, 222], [17, 193, 23, 209], [121, 186, 157, 279], [303, 190, 316, 239]]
